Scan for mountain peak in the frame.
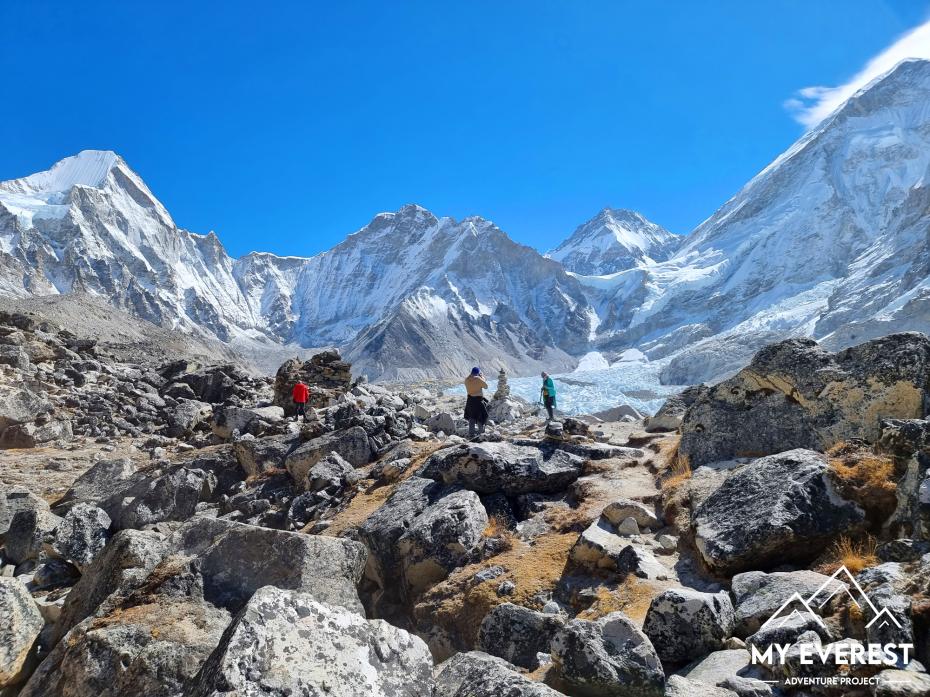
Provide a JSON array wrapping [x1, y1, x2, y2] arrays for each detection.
[[548, 208, 678, 275], [4, 150, 123, 196]]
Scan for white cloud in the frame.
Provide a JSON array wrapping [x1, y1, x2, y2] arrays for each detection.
[[786, 18, 930, 128]]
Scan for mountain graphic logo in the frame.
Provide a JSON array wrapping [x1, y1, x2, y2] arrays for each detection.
[[761, 565, 902, 631]]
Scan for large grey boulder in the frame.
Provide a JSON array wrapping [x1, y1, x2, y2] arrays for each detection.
[[1, 418, 73, 448], [680, 334, 930, 466], [569, 517, 666, 579], [478, 602, 565, 669], [435, 651, 563, 696], [0, 578, 43, 689], [645, 386, 706, 433], [5, 507, 62, 565], [51, 503, 112, 572], [53, 458, 137, 513], [643, 588, 735, 664], [551, 612, 665, 697], [357, 477, 485, 616], [693, 449, 865, 574], [677, 649, 770, 695], [52, 529, 170, 645], [872, 669, 930, 696], [602, 499, 660, 529], [421, 441, 584, 494], [285, 425, 373, 481], [231, 433, 297, 477], [211, 404, 284, 439], [191, 587, 434, 697], [304, 451, 360, 492], [0, 487, 49, 537], [102, 466, 212, 531], [730, 569, 846, 636], [396, 488, 487, 597], [171, 516, 367, 614], [165, 399, 212, 438], [0, 388, 50, 432]]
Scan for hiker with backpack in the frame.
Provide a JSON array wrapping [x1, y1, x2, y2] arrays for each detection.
[[292, 379, 309, 421], [540, 372, 557, 421], [463, 366, 489, 438]]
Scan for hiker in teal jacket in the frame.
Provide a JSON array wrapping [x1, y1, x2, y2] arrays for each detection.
[[541, 372, 557, 421]]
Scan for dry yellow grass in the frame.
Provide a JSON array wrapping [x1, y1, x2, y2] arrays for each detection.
[[660, 450, 692, 493], [826, 441, 897, 526], [483, 515, 517, 552], [575, 577, 662, 623], [320, 441, 444, 536], [414, 532, 577, 657], [544, 506, 594, 533], [817, 535, 879, 575]]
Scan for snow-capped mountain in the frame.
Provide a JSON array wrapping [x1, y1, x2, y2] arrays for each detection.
[[0, 154, 592, 379], [588, 58, 930, 383], [3, 58, 930, 388], [547, 208, 678, 275]]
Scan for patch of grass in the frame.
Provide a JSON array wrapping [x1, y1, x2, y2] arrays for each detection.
[[483, 515, 517, 552], [660, 447, 691, 493], [826, 441, 897, 527], [575, 577, 661, 623], [817, 535, 879, 576], [544, 506, 593, 533]]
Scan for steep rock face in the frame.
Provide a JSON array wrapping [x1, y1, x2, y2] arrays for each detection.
[[547, 208, 678, 276], [679, 333, 930, 466]]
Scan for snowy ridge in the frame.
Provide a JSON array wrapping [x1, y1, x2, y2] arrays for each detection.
[[3, 59, 930, 393]]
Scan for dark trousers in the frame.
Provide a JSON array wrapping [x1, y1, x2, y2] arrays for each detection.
[[544, 396, 555, 420], [294, 401, 306, 419]]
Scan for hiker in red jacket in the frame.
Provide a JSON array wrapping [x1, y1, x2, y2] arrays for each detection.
[[292, 380, 309, 421]]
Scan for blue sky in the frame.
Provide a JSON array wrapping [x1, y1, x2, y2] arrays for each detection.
[[2, 1, 928, 258]]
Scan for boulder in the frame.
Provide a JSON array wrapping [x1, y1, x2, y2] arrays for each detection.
[[643, 588, 735, 664], [435, 651, 563, 697], [165, 399, 212, 438], [569, 517, 666, 579], [171, 516, 367, 614], [551, 612, 665, 697], [191, 587, 433, 697], [273, 351, 352, 415], [477, 602, 565, 669], [602, 499, 660, 530], [487, 398, 524, 423], [52, 529, 170, 645], [693, 449, 865, 574], [645, 386, 705, 432], [665, 675, 738, 696], [680, 334, 930, 466], [302, 451, 356, 491], [285, 425, 373, 481], [5, 508, 62, 565], [211, 404, 284, 439], [20, 565, 231, 697], [51, 503, 111, 572], [0, 388, 50, 432], [102, 467, 212, 531], [0, 487, 49, 537], [0, 578, 43, 689], [677, 649, 770, 695], [427, 411, 456, 434], [231, 433, 298, 478], [0, 418, 73, 448], [53, 458, 137, 513], [872, 669, 930, 696], [396, 489, 487, 597], [421, 441, 585, 495], [730, 570, 847, 636], [358, 477, 485, 616]]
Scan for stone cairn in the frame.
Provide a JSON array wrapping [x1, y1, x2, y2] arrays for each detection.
[[274, 349, 353, 415], [493, 367, 510, 400]]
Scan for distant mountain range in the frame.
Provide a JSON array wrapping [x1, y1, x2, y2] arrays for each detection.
[[3, 58, 930, 383]]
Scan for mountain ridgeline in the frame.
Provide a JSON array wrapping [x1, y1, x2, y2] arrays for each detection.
[[3, 58, 930, 382]]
